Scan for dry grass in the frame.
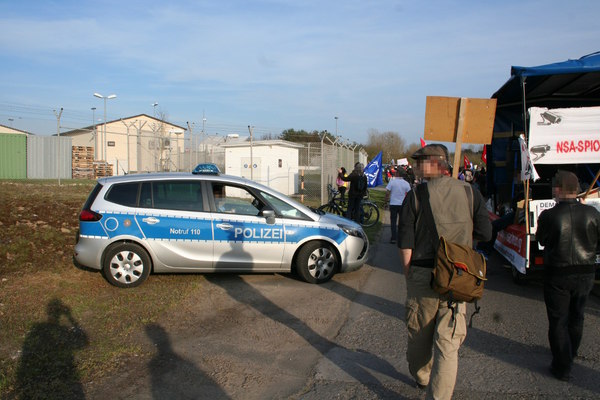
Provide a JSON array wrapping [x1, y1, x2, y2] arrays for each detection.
[[0, 180, 385, 399], [0, 180, 202, 399]]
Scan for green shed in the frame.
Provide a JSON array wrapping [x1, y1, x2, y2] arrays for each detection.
[[0, 134, 27, 179]]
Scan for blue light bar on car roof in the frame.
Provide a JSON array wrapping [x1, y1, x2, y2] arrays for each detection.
[[192, 163, 220, 175]]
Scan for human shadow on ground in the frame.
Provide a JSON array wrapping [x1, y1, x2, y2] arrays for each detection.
[[145, 323, 229, 399], [360, 219, 600, 394], [466, 325, 600, 394], [14, 298, 89, 399], [324, 278, 404, 320], [205, 275, 414, 399]]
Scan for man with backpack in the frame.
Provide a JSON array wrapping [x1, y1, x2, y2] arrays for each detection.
[[338, 162, 368, 223], [397, 144, 491, 399]]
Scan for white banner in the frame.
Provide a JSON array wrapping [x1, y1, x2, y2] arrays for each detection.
[[528, 106, 600, 164], [518, 134, 540, 181]]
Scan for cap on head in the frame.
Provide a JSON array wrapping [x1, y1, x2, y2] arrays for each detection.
[[411, 144, 449, 162]]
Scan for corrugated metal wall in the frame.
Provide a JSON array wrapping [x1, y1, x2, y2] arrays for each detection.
[[0, 134, 27, 179], [27, 135, 72, 179]]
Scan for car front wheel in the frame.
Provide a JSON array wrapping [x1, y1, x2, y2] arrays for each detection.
[[296, 241, 338, 284], [103, 243, 151, 288]]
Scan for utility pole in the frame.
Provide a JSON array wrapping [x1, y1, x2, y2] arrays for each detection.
[[133, 120, 147, 172], [54, 108, 63, 185], [248, 125, 254, 180], [122, 119, 137, 174], [187, 121, 195, 168], [202, 113, 207, 163], [91, 107, 97, 160]]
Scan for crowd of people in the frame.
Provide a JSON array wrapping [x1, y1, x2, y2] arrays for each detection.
[[336, 144, 600, 399]]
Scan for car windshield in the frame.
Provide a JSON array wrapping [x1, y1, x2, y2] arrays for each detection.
[[259, 191, 306, 219]]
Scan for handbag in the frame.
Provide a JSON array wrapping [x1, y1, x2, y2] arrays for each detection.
[[432, 236, 487, 303]]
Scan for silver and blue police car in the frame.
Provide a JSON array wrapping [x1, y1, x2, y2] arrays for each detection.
[[74, 164, 369, 288]]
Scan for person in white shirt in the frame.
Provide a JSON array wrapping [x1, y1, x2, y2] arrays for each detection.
[[385, 168, 412, 243]]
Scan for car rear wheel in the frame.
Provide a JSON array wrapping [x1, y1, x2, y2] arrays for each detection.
[[296, 241, 338, 284], [103, 243, 151, 288]]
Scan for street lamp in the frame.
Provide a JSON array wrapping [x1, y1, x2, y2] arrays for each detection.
[[152, 102, 158, 117], [334, 116, 338, 136], [170, 129, 184, 171], [94, 92, 117, 163]]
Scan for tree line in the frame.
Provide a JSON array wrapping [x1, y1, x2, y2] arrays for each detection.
[[262, 128, 485, 167]]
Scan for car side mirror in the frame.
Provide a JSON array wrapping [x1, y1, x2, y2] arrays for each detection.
[[262, 209, 276, 224]]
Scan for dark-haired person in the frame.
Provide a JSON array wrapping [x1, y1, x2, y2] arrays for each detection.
[[336, 166, 348, 202], [536, 170, 600, 382], [385, 168, 411, 244], [398, 144, 491, 399], [338, 162, 367, 223]]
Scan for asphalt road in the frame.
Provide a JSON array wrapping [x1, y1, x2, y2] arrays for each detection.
[[86, 210, 600, 399]]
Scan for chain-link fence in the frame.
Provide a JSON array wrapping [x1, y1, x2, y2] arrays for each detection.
[[90, 126, 367, 207], [296, 138, 367, 207]]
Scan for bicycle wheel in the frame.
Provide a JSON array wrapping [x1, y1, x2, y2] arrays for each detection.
[[318, 203, 343, 216], [360, 202, 379, 228]]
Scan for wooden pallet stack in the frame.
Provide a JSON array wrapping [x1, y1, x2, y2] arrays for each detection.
[[94, 161, 114, 178], [72, 146, 95, 179]]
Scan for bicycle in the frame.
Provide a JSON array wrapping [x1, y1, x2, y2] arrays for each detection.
[[318, 184, 380, 228]]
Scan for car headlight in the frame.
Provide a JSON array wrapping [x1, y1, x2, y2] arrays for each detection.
[[338, 224, 364, 238]]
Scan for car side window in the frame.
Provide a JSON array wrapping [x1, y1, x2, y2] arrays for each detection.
[[139, 182, 153, 208], [105, 182, 139, 207], [151, 181, 204, 212], [260, 191, 306, 219], [212, 183, 262, 216]]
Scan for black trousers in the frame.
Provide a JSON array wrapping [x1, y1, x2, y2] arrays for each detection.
[[389, 204, 402, 241], [338, 186, 347, 202], [346, 196, 362, 223], [543, 272, 595, 376]]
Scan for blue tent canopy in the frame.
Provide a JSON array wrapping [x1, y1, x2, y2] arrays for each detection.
[[492, 51, 600, 113], [489, 52, 600, 204]]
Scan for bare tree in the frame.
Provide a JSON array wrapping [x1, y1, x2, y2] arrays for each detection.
[[365, 129, 406, 163]]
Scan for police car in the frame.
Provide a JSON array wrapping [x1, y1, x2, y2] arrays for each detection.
[[74, 164, 369, 288]]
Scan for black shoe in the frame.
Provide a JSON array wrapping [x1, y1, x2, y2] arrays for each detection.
[[549, 365, 570, 382], [390, 239, 396, 244]]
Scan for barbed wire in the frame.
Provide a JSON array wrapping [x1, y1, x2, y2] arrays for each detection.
[[0, 101, 339, 142]]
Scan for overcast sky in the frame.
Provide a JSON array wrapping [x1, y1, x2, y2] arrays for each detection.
[[0, 0, 598, 145]]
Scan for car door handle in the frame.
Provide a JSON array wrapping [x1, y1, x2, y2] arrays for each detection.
[[142, 217, 160, 225], [216, 223, 233, 230]]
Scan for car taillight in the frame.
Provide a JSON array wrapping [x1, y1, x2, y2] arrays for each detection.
[[79, 209, 102, 222]]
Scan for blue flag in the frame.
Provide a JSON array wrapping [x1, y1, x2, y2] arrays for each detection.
[[364, 151, 383, 187]]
